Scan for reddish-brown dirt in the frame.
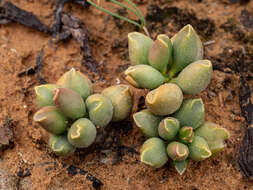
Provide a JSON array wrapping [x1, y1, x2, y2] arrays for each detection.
[[0, 0, 253, 190]]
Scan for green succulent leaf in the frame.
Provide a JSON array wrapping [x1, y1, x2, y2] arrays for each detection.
[[125, 65, 165, 89], [68, 118, 97, 148], [128, 32, 153, 65], [86, 94, 113, 127], [49, 134, 76, 156], [178, 126, 194, 144], [167, 141, 189, 161], [35, 84, 60, 108], [148, 34, 172, 74], [172, 159, 189, 175], [169, 24, 203, 78], [53, 88, 86, 120], [172, 98, 205, 129], [158, 117, 180, 141], [146, 83, 183, 116], [140, 137, 168, 169], [189, 136, 212, 161], [33, 106, 68, 135], [102, 85, 133, 122], [171, 60, 213, 95], [57, 68, 93, 100], [195, 122, 230, 154], [133, 109, 162, 137]]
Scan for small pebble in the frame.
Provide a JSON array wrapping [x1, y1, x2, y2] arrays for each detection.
[[126, 177, 130, 184], [207, 90, 217, 99], [116, 78, 121, 84], [10, 48, 17, 53], [203, 40, 216, 46]]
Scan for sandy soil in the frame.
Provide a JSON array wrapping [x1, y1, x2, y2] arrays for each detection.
[[0, 0, 253, 189]]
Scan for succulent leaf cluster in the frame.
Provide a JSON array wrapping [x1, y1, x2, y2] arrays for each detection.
[[125, 24, 212, 93], [31, 23, 230, 177], [33, 68, 133, 156], [134, 101, 230, 174], [129, 25, 230, 175]]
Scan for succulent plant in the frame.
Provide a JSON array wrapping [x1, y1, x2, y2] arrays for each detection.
[[145, 83, 183, 116], [126, 25, 229, 175], [68, 118, 97, 148], [57, 68, 93, 100], [35, 84, 60, 108], [49, 134, 76, 156], [33, 69, 133, 156], [53, 88, 86, 120], [31, 22, 230, 178], [195, 122, 230, 154], [171, 60, 213, 95], [86, 94, 113, 127], [125, 65, 165, 89], [172, 98, 205, 129], [167, 142, 189, 161], [102, 85, 133, 121], [158, 117, 180, 141], [189, 136, 212, 161], [140, 137, 168, 168], [178, 126, 194, 144], [33, 106, 68, 135], [128, 32, 153, 65], [133, 109, 162, 137]]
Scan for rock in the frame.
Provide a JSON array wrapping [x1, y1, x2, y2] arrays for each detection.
[[18, 178, 35, 190], [0, 164, 17, 190]]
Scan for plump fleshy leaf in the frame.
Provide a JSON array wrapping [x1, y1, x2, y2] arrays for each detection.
[[128, 32, 153, 65], [167, 141, 189, 161], [49, 134, 76, 156], [168, 24, 203, 78], [125, 65, 165, 89], [172, 159, 189, 175], [189, 136, 212, 161], [35, 84, 60, 108], [57, 68, 93, 100], [53, 88, 86, 120], [33, 106, 68, 135], [146, 83, 183, 116], [86, 94, 113, 127], [172, 98, 205, 129], [133, 109, 162, 137], [68, 118, 97, 148], [171, 60, 213, 95], [195, 122, 230, 154], [178, 126, 194, 144], [148, 34, 172, 74], [158, 117, 180, 141], [102, 85, 133, 121], [140, 137, 168, 168]]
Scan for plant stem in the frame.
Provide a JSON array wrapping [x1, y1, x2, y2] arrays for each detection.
[[143, 26, 150, 37], [109, 0, 140, 22], [124, 0, 146, 25], [86, 0, 144, 29]]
